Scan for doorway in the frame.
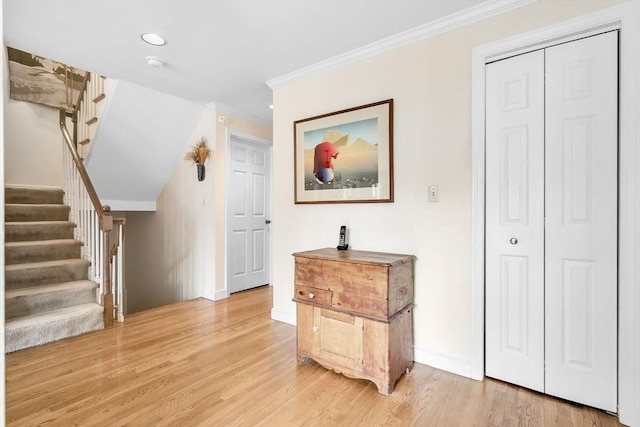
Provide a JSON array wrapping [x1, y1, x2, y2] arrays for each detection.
[[484, 32, 617, 411], [226, 131, 272, 294]]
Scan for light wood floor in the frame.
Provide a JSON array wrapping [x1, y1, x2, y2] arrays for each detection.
[[6, 286, 621, 426]]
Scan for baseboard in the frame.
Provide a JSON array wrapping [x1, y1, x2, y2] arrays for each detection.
[[271, 308, 296, 326], [413, 346, 473, 379], [213, 289, 228, 301]]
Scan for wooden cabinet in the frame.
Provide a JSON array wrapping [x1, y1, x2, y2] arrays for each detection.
[[293, 248, 415, 395]]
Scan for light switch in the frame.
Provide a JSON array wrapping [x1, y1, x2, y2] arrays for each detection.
[[428, 185, 439, 202]]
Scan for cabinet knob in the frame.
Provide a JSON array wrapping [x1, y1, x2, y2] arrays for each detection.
[[312, 326, 318, 333], [308, 293, 315, 299], [510, 237, 518, 245]]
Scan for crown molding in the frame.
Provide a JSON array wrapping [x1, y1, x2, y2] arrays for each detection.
[[266, 0, 538, 90]]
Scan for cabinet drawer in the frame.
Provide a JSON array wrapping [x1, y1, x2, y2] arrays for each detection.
[[294, 285, 331, 306]]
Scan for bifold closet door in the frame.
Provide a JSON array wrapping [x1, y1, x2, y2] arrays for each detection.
[[485, 31, 618, 412], [544, 31, 618, 412], [485, 49, 545, 392]]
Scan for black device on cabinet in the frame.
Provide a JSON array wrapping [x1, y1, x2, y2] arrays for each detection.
[[337, 225, 349, 250]]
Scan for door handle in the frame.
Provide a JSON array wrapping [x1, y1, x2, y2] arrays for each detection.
[[510, 238, 518, 245], [265, 220, 271, 224]]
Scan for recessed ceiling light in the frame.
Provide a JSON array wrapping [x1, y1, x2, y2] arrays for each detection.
[[141, 33, 166, 46]]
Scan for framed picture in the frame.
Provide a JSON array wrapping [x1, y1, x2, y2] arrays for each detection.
[[7, 46, 87, 112], [294, 99, 394, 204]]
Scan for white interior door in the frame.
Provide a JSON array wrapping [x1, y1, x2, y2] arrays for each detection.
[[485, 32, 618, 412], [544, 31, 618, 411], [228, 136, 271, 293], [485, 49, 545, 392]]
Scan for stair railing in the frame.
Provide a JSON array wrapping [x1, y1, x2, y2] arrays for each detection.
[[59, 105, 122, 326]]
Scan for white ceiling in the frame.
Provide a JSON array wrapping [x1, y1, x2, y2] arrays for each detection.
[[3, 0, 488, 124]]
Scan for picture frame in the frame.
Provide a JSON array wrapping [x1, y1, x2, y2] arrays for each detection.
[[294, 99, 394, 204], [7, 47, 87, 112]]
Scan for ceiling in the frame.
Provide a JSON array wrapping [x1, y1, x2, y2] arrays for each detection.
[[4, 0, 488, 124]]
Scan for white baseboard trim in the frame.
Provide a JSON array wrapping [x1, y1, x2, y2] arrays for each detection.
[[213, 289, 228, 301], [271, 308, 296, 326], [413, 346, 473, 379]]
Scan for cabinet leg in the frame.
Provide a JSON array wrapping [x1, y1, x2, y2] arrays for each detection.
[[377, 381, 393, 396]]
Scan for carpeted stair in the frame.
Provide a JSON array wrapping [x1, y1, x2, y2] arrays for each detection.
[[5, 186, 104, 353]]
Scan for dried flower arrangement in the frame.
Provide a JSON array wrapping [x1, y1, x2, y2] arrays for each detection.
[[184, 137, 212, 165]]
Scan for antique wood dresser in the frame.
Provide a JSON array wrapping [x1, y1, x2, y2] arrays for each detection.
[[293, 248, 415, 395]]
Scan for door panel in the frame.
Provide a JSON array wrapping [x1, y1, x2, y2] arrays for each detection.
[[228, 137, 271, 293], [485, 49, 545, 392], [544, 31, 618, 412]]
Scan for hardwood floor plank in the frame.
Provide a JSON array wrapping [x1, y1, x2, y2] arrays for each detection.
[[6, 286, 622, 426]]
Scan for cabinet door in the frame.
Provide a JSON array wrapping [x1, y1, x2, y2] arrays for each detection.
[[297, 304, 364, 370], [317, 308, 364, 370]]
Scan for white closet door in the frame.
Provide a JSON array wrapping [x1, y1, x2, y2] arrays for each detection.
[[485, 50, 545, 392], [544, 32, 618, 412]]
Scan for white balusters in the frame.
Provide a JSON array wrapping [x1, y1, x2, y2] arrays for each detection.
[[62, 144, 104, 294]]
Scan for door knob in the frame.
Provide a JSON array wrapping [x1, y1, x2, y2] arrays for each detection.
[[265, 219, 271, 224], [510, 238, 518, 245]]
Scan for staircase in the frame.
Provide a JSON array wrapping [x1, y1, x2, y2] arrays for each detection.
[[5, 186, 103, 353]]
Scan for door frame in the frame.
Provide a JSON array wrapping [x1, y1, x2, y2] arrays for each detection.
[[225, 128, 273, 296], [470, 2, 639, 425]]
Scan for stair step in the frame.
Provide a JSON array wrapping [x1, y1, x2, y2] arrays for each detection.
[[5, 280, 98, 319], [4, 221, 76, 242], [5, 303, 103, 353], [5, 259, 90, 289], [5, 204, 70, 222], [5, 239, 83, 265], [5, 186, 64, 204]]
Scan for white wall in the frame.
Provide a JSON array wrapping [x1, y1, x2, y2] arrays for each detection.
[[87, 80, 205, 209], [271, 0, 626, 373], [4, 96, 62, 187]]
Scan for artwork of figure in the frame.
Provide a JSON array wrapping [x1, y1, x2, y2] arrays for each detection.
[[313, 141, 339, 183], [302, 118, 379, 191]]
